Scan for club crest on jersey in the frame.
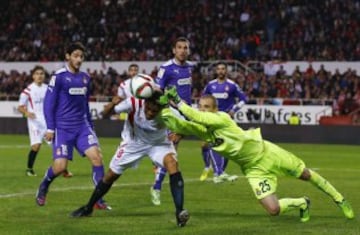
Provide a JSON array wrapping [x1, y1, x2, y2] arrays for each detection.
[[157, 68, 165, 79], [49, 75, 56, 87], [225, 85, 229, 91], [83, 77, 88, 84]]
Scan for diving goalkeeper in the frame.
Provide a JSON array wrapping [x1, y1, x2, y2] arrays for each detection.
[[158, 88, 354, 222]]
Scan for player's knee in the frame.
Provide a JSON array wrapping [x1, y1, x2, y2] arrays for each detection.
[[31, 144, 41, 152], [266, 205, 280, 216], [52, 164, 67, 175], [163, 154, 178, 174], [87, 152, 104, 166], [299, 168, 311, 181], [103, 170, 120, 184]]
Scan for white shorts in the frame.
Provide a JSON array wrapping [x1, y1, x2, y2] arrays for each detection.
[[109, 140, 177, 175], [27, 119, 47, 146]]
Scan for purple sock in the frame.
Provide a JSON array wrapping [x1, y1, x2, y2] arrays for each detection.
[[153, 167, 167, 190], [209, 149, 225, 176], [40, 167, 56, 189], [202, 146, 211, 168], [92, 165, 105, 186]]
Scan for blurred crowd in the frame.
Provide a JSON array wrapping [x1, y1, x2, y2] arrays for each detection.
[[1, 63, 359, 116], [1, 0, 360, 117], [1, 0, 360, 62]]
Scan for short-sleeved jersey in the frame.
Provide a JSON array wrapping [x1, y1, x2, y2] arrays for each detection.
[[117, 79, 132, 98], [44, 65, 93, 130], [203, 79, 247, 112], [156, 59, 193, 104], [19, 82, 47, 126], [161, 102, 264, 166], [114, 97, 170, 145]]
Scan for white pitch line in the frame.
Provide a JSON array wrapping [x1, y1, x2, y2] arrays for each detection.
[[0, 177, 233, 199], [1, 167, 358, 199], [0, 144, 29, 148]]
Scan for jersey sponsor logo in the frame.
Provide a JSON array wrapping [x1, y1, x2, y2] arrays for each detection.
[[212, 92, 229, 99], [69, 87, 87, 95], [177, 77, 191, 86], [49, 75, 56, 87]]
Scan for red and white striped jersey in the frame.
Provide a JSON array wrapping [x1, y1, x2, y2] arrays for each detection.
[[19, 83, 48, 117], [117, 79, 132, 98], [114, 96, 169, 145], [19, 82, 48, 129]]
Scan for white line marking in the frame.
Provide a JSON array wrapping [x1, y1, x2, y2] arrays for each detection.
[[0, 177, 233, 199], [1, 167, 358, 199], [0, 145, 29, 148]]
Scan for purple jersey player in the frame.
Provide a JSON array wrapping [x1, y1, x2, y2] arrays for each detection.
[[150, 37, 193, 206], [200, 62, 247, 183], [35, 42, 110, 210], [156, 37, 193, 105]]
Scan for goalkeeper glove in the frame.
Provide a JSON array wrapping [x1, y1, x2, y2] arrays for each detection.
[[165, 86, 181, 104], [157, 95, 169, 106]]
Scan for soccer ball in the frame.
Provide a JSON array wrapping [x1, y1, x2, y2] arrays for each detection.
[[130, 73, 155, 99]]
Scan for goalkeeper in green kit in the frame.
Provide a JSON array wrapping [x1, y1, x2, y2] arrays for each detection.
[[158, 87, 354, 222]]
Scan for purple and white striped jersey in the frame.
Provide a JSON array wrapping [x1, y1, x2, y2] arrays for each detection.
[[156, 59, 193, 105], [44, 65, 93, 131]]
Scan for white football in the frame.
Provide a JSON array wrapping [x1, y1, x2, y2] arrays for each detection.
[[130, 73, 155, 99]]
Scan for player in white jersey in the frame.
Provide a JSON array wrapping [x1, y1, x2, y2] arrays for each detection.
[[18, 66, 48, 176], [117, 63, 139, 98], [71, 92, 190, 227], [18, 65, 72, 177], [102, 64, 139, 119]]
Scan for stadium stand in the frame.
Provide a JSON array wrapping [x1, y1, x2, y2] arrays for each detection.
[[1, 0, 360, 62], [0, 0, 359, 123]]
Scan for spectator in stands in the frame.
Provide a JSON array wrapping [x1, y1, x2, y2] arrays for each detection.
[[1, 0, 360, 62], [288, 112, 301, 125]]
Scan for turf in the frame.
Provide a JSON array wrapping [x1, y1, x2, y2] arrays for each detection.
[[0, 134, 359, 235]]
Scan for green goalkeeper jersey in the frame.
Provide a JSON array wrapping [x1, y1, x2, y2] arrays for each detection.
[[160, 103, 264, 166]]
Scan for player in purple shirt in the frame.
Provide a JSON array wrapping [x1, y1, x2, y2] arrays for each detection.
[[200, 62, 247, 183], [151, 37, 194, 205], [35, 42, 110, 210], [156, 37, 193, 105]]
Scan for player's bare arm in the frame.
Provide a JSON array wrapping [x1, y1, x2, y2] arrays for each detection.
[[18, 105, 36, 119], [101, 96, 124, 118]]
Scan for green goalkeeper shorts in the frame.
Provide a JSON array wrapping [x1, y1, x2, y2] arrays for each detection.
[[244, 141, 306, 199]]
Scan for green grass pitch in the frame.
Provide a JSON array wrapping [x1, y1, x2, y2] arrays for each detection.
[[0, 134, 359, 235]]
